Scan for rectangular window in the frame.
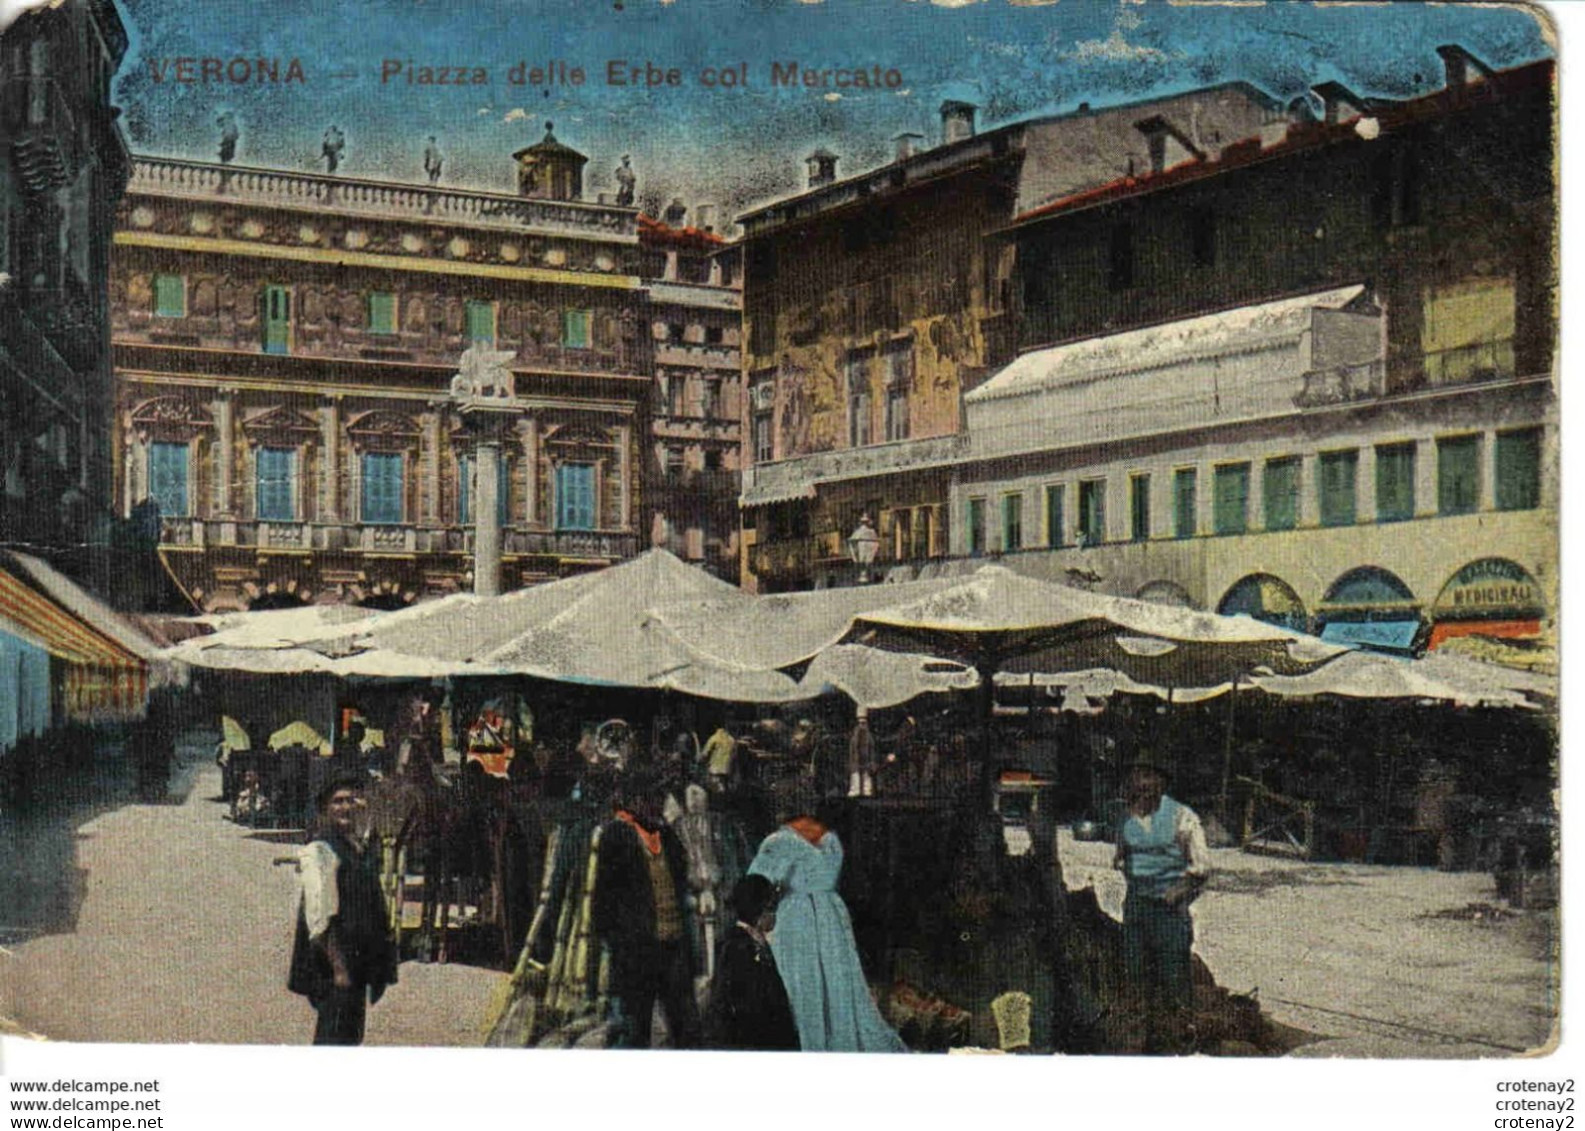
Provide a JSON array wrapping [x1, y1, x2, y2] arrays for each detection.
[[467, 300, 497, 346], [1173, 468, 1197, 539], [1001, 493, 1023, 552], [1437, 435, 1481, 516], [846, 350, 872, 447], [1495, 429, 1542, 512], [367, 291, 397, 336], [154, 274, 186, 318], [752, 412, 774, 464], [885, 385, 909, 442], [700, 379, 720, 420], [360, 452, 404, 525], [261, 285, 291, 354], [562, 308, 589, 350], [147, 441, 189, 518], [665, 447, 685, 479], [556, 461, 596, 530], [1130, 473, 1151, 542], [1045, 484, 1065, 548], [1375, 443, 1416, 523], [1319, 450, 1359, 527], [255, 447, 296, 522], [1213, 463, 1250, 536], [966, 497, 986, 556], [1078, 480, 1106, 546], [1262, 457, 1300, 532]]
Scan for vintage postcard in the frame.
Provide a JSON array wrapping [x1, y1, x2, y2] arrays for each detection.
[[0, 0, 1568, 1121]]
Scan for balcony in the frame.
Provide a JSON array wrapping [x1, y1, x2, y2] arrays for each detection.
[[127, 157, 639, 243], [654, 342, 739, 370], [159, 517, 637, 563], [742, 433, 967, 506], [1293, 360, 1386, 408]]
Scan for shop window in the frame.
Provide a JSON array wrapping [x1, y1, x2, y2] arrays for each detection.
[[1078, 480, 1106, 547], [1437, 435, 1481, 516], [1318, 450, 1358, 527], [360, 452, 404, 525], [1001, 493, 1023, 552], [367, 291, 397, 336], [1045, 484, 1065, 548], [153, 274, 186, 318], [148, 441, 189, 518], [1130, 473, 1151, 542], [1495, 429, 1542, 512], [556, 461, 596, 530], [1375, 443, 1416, 523], [255, 447, 297, 522], [1263, 457, 1299, 532], [1173, 468, 1197, 539], [1213, 463, 1250, 536]]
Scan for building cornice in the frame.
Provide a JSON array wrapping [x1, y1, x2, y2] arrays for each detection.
[[114, 231, 641, 290]]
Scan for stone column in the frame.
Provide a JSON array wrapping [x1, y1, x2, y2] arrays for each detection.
[[616, 421, 633, 529], [423, 408, 443, 523], [1357, 444, 1377, 524], [475, 437, 504, 596], [214, 390, 235, 516], [523, 417, 541, 527], [319, 399, 340, 522]]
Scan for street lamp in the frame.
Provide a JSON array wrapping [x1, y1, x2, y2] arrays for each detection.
[[848, 514, 880, 584]]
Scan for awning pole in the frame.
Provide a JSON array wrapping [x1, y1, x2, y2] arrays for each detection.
[[1218, 675, 1239, 827]]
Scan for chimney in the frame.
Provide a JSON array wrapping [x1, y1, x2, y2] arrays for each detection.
[[1134, 116, 1202, 175], [806, 149, 839, 188], [893, 132, 925, 162], [1310, 81, 1368, 126], [695, 203, 716, 233], [940, 101, 977, 145], [663, 198, 688, 227]]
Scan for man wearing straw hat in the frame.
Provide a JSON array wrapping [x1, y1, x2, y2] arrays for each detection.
[[1112, 751, 1210, 1053]]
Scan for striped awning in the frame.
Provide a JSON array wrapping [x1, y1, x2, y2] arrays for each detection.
[[0, 567, 148, 723]]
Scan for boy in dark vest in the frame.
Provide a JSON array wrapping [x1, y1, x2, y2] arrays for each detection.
[[1112, 752, 1210, 1054], [288, 777, 398, 1045], [706, 874, 799, 1050]]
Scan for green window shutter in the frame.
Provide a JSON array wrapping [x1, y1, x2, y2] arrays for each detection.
[[556, 462, 596, 530], [255, 447, 295, 521], [262, 285, 291, 354], [1437, 436, 1481, 516], [1494, 429, 1541, 511], [1045, 485, 1064, 549], [466, 300, 496, 345], [966, 498, 986, 555], [1263, 458, 1299, 532], [368, 292, 396, 335], [361, 452, 404, 524], [1319, 450, 1358, 527], [563, 309, 589, 349], [1213, 463, 1249, 536], [1375, 444, 1416, 523], [1173, 468, 1197, 539], [148, 441, 189, 517], [153, 275, 185, 318], [1001, 494, 1023, 551], [1130, 474, 1151, 542], [1079, 480, 1105, 546]]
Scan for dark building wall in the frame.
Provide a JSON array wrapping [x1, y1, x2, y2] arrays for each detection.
[[1014, 65, 1555, 393]]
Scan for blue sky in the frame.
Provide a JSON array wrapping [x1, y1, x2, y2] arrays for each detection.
[[112, 0, 1553, 227]]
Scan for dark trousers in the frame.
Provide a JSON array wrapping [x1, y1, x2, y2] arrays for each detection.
[[1122, 892, 1194, 1013], [312, 985, 368, 1046], [608, 939, 701, 1049]]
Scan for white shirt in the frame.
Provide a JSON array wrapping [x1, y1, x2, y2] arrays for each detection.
[[298, 841, 342, 941], [1113, 801, 1213, 879]]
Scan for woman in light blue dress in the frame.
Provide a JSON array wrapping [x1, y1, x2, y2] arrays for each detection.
[[747, 815, 908, 1052]]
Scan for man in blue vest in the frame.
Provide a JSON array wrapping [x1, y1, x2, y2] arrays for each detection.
[[1113, 752, 1210, 1053]]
